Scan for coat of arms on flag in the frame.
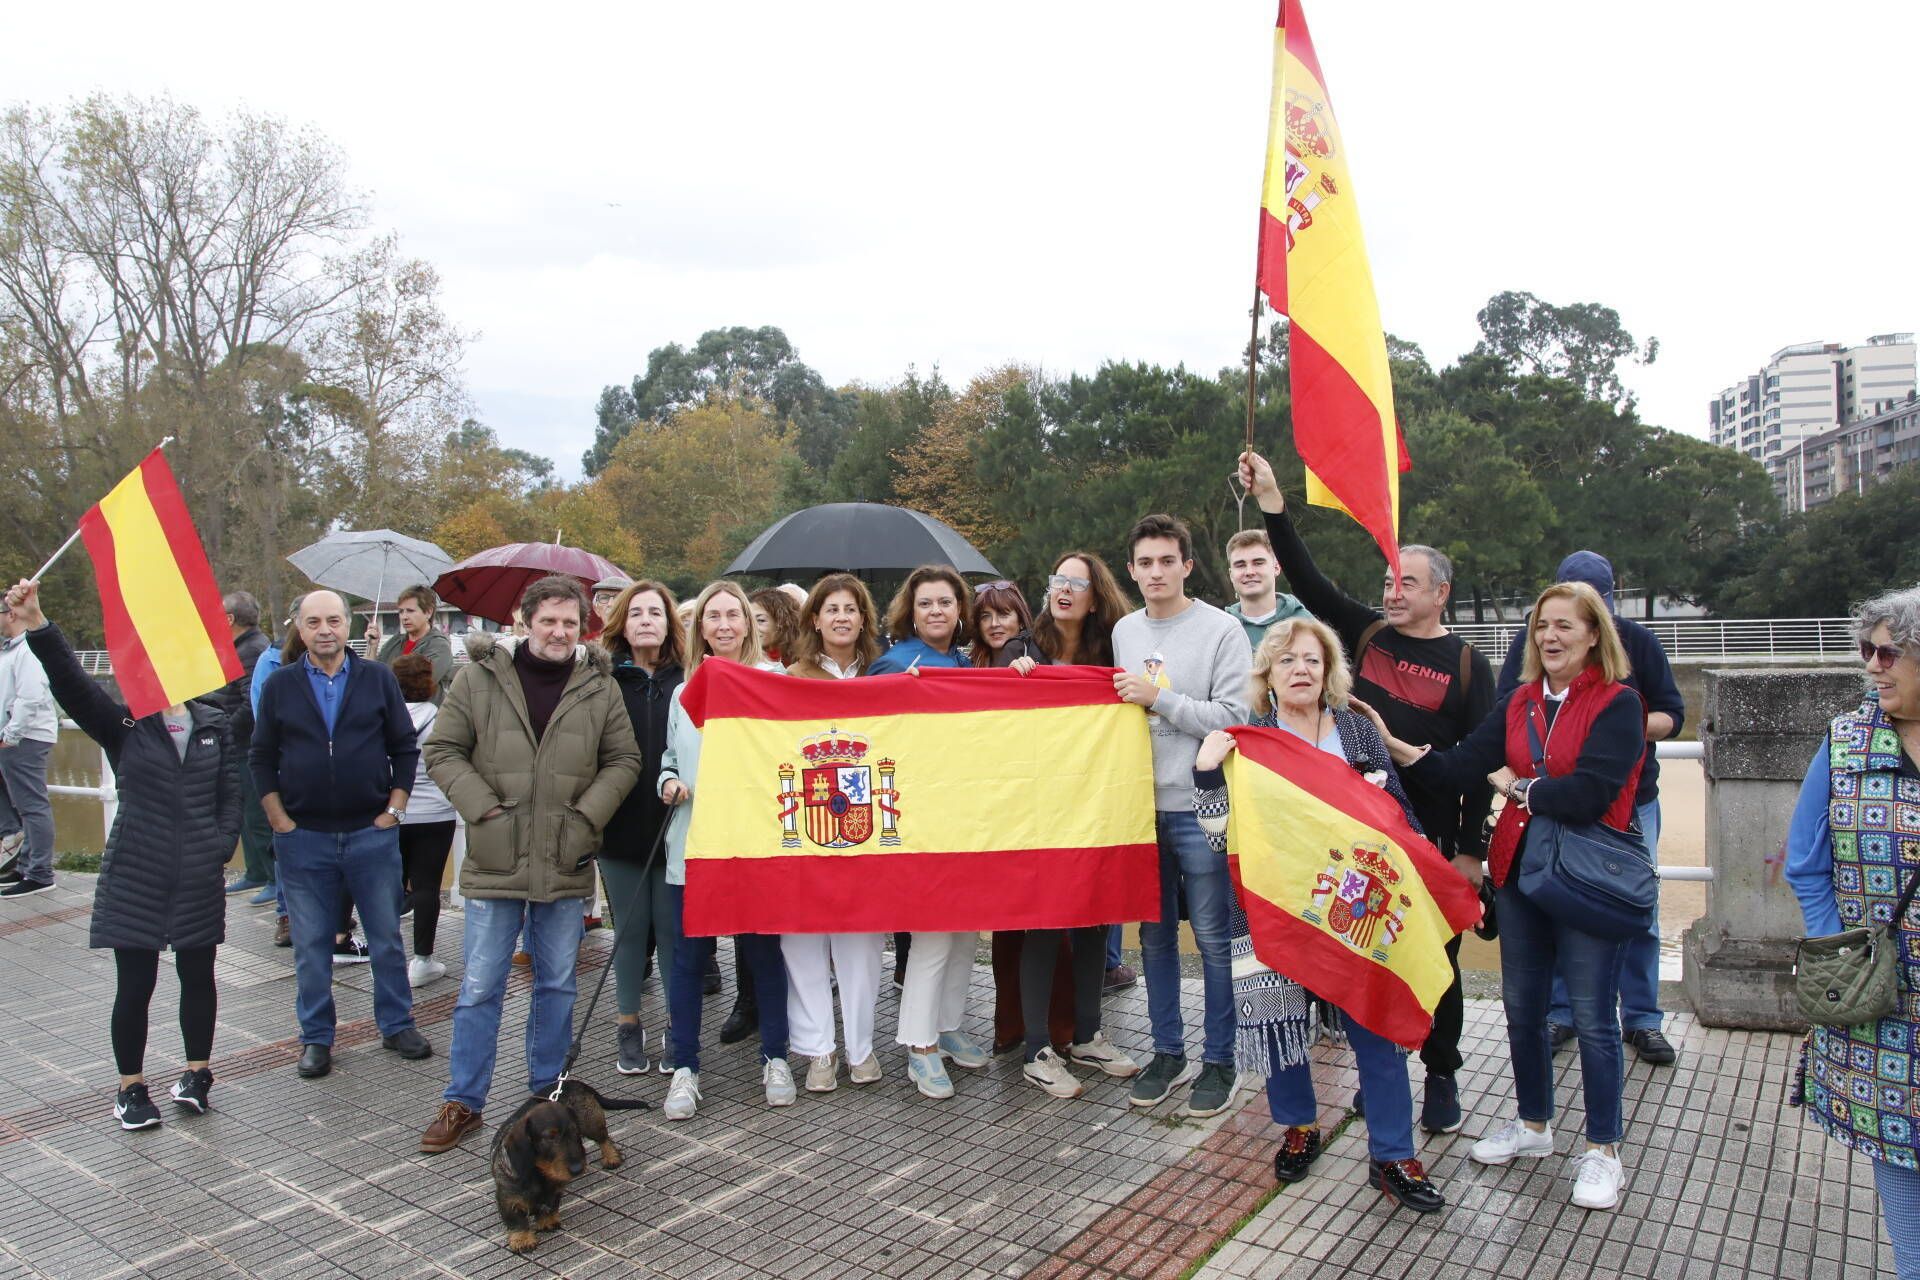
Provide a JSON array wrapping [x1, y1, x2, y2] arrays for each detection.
[[777, 730, 901, 850]]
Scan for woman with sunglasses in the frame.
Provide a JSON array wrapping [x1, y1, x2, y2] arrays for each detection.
[[972, 580, 1077, 1059], [1786, 588, 1920, 1278], [1007, 554, 1144, 1095]]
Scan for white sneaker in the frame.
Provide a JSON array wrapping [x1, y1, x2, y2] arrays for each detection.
[[1471, 1118, 1556, 1165], [1068, 1031, 1140, 1078], [407, 955, 446, 987], [1022, 1047, 1084, 1099], [848, 1052, 882, 1085], [805, 1052, 838, 1093], [1570, 1149, 1625, 1210], [763, 1057, 797, 1107], [663, 1067, 701, 1120]]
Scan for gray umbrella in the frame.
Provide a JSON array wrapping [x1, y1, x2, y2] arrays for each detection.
[[287, 529, 455, 610], [725, 503, 998, 578]]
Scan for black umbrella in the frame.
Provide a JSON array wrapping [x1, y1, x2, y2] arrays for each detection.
[[726, 503, 998, 578]]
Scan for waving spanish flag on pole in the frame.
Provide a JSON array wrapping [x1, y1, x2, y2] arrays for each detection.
[[679, 661, 1158, 936], [1224, 726, 1480, 1049], [1256, 0, 1404, 573], [59, 445, 241, 719]]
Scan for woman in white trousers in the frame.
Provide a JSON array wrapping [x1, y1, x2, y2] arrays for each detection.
[[897, 931, 989, 1098]]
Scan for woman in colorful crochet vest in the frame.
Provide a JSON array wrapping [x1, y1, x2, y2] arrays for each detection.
[[1786, 584, 1920, 1279]]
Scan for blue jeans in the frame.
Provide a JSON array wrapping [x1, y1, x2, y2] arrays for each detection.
[[1139, 810, 1235, 1064], [1266, 1007, 1415, 1162], [444, 896, 586, 1111], [1549, 799, 1662, 1032], [1497, 880, 1627, 1145], [275, 825, 414, 1046], [1875, 1159, 1920, 1280], [1107, 924, 1123, 969], [664, 883, 788, 1072]]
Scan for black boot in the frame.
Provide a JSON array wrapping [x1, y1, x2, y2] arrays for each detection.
[[719, 996, 757, 1044], [702, 948, 722, 996]]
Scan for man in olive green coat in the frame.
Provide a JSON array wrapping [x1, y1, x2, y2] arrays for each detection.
[[417, 575, 641, 1153]]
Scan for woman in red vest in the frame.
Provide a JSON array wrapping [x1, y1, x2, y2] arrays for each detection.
[[1361, 581, 1645, 1213]]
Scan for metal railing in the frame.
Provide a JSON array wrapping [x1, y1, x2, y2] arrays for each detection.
[[1449, 617, 1857, 664]]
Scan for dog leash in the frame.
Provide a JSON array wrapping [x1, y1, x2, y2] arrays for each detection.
[[551, 818, 671, 1102]]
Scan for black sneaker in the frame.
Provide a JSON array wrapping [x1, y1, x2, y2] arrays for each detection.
[[1421, 1072, 1463, 1134], [169, 1068, 214, 1114], [1625, 1027, 1677, 1066], [0, 879, 54, 899], [1183, 1061, 1241, 1117], [1548, 1023, 1576, 1054], [114, 1082, 163, 1130], [1127, 1052, 1198, 1108], [1369, 1158, 1446, 1214], [332, 936, 371, 965], [1272, 1125, 1323, 1183]]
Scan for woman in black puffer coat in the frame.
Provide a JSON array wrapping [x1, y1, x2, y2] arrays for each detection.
[[9, 581, 239, 1132]]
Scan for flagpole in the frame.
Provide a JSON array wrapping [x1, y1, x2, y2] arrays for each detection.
[[28, 436, 176, 581], [1244, 282, 1263, 457]]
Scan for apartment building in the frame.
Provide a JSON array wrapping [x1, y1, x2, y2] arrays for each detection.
[[1709, 333, 1915, 463], [1771, 393, 1920, 513]]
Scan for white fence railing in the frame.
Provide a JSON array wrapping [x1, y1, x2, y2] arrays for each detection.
[[1449, 617, 1856, 665]]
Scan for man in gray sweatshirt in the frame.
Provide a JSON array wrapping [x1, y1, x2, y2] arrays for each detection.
[[1110, 512, 1251, 1117]]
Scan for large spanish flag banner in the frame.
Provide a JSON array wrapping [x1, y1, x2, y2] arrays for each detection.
[[1224, 725, 1481, 1049], [1256, 0, 1404, 573], [680, 661, 1158, 936], [76, 448, 242, 720]]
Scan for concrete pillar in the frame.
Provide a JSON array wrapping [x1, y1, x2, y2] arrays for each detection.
[[1682, 666, 1862, 1028]]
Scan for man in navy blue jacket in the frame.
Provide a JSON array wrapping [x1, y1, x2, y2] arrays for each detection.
[[1496, 552, 1685, 1066], [252, 589, 431, 1079]]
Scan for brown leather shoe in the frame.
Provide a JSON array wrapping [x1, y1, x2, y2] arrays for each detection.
[[420, 1100, 482, 1154], [273, 917, 291, 947], [512, 950, 531, 967]]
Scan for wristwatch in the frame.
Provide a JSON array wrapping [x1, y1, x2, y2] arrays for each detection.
[[1509, 779, 1534, 811], [386, 805, 407, 822]]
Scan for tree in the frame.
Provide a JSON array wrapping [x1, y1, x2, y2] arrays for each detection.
[[582, 325, 853, 475], [819, 368, 950, 505], [887, 366, 1023, 550], [1473, 291, 1657, 408], [1700, 469, 1920, 618]]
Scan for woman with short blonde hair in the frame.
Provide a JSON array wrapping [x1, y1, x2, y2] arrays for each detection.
[[1249, 616, 1352, 714]]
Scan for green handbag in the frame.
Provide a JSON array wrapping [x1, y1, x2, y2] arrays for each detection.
[[1794, 867, 1917, 1027]]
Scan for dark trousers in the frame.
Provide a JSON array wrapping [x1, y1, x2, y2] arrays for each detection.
[[236, 761, 275, 884], [398, 820, 456, 956], [1017, 925, 1105, 1059], [112, 947, 217, 1076], [992, 931, 1073, 1051], [1420, 934, 1465, 1077]]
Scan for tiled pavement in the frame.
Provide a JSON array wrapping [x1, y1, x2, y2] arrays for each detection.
[[0, 878, 1897, 1279]]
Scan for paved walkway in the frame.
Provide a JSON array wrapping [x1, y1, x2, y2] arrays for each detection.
[[0, 878, 1897, 1279]]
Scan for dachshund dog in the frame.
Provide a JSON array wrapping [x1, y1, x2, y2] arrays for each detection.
[[491, 1079, 647, 1252]]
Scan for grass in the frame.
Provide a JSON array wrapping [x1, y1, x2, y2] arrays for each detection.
[[53, 851, 103, 873], [1175, 1110, 1360, 1280]]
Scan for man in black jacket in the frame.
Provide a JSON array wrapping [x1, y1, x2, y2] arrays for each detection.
[[1495, 551, 1684, 1066], [251, 589, 430, 1079], [219, 591, 275, 899], [1239, 450, 1494, 1136]]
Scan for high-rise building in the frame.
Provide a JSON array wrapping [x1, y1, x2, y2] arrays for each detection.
[[1709, 334, 1915, 465], [1771, 392, 1920, 514]]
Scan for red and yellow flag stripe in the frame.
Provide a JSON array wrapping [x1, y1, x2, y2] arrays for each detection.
[[77, 449, 241, 719], [680, 661, 1159, 936], [1224, 725, 1481, 1049], [1256, 0, 1403, 573]]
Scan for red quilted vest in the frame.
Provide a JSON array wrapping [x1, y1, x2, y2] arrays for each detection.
[[1485, 664, 1644, 887]]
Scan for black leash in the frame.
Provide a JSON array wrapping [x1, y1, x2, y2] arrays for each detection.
[[550, 818, 670, 1100]]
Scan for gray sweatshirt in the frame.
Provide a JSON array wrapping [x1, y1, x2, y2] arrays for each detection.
[[1111, 599, 1252, 811]]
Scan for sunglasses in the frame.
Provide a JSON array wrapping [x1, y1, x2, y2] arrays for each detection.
[[973, 580, 1016, 596], [1047, 574, 1092, 593], [1860, 638, 1909, 668]]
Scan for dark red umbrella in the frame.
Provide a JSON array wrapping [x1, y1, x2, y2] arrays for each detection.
[[433, 542, 629, 628]]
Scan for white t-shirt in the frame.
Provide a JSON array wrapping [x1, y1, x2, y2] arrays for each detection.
[[403, 703, 457, 823]]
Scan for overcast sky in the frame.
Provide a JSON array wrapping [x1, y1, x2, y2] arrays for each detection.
[[12, 2, 1915, 478]]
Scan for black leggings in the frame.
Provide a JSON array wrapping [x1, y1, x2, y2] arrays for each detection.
[[1019, 925, 1106, 1057], [113, 947, 217, 1077], [398, 821, 456, 955]]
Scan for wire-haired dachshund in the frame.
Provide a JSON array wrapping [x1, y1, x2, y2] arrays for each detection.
[[491, 1079, 646, 1252]]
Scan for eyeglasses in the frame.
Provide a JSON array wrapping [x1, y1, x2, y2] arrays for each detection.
[[1860, 638, 1909, 668], [1047, 574, 1092, 593], [973, 580, 1016, 595]]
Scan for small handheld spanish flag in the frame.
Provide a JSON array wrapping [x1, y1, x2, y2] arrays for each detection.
[[75, 447, 241, 719], [1224, 725, 1482, 1049]]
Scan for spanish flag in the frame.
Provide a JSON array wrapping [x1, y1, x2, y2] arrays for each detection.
[[1224, 725, 1481, 1049], [77, 448, 242, 720], [680, 661, 1159, 936], [1257, 0, 1404, 573]]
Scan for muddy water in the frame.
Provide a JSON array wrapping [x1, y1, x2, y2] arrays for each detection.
[[48, 726, 109, 856]]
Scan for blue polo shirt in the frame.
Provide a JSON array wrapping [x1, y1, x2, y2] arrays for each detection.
[[302, 651, 352, 736]]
